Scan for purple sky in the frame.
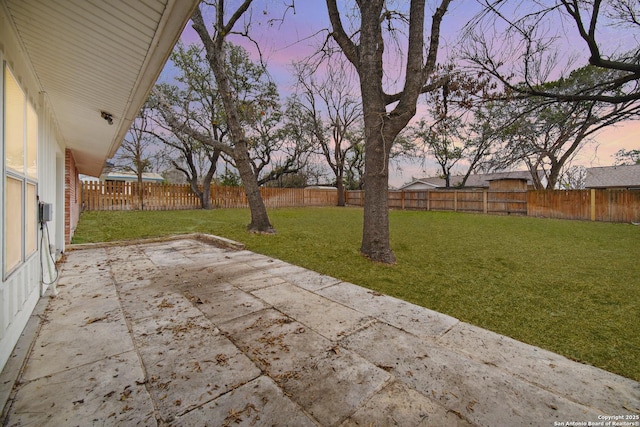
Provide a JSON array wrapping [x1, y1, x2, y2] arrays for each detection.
[[168, 2, 638, 187]]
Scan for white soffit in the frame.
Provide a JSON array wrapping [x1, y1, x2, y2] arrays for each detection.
[[4, 0, 199, 176]]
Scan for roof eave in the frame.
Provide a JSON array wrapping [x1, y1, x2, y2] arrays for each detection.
[[99, 1, 199, 176]]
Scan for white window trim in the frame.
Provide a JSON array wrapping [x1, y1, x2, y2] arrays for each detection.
[[2, 60, 39, 279]]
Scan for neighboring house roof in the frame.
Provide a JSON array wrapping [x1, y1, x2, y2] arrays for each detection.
[[103, 172, 165, 183], [3, 0, 200, 176], [400, 170, 542, 190], [401, 177, 444, 189], [305, 186, 337, 191], [79, 174, 100, 183], [81, 172, 165, 183], [585, 164, 640, 189]]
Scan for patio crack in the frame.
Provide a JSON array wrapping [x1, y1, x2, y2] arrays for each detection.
[[111, 268, 164, 424]]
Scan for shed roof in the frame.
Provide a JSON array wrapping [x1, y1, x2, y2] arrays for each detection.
[[3, 0, 199, 176], [585, 164, 640, 188]]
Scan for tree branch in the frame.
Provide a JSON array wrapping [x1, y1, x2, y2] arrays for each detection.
[[326, 0, 359, 66]]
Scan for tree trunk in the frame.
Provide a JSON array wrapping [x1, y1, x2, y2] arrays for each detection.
[[199, 150, 219, 210], [547, 163, 561, 190], [327, 0, 449, 263], [235, 145, 274, 232], [214, 52, 273, 231], [360, 131, 395, 263], [336, 171, 345, 206], [188, 177, 206, 208], [360, 110, 397, 263], [191, 6, 274, 233], [201, 184, 212, 209], [136, 173, 144, 210]]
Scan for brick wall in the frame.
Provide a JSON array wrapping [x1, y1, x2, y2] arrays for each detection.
[[64, 149, 81, 244]]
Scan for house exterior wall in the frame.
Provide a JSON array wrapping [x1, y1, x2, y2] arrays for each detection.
[[489, 179, 528, 191], [0, 6, 64, 373]]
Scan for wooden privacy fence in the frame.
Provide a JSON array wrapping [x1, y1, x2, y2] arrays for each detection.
[[346, 189, 528, 215], [82, 181, 640, 223], [82, 181, 338, 211], [346, 189, 640, 223], [528, 189, 640, 222]]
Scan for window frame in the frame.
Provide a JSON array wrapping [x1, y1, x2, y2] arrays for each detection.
[[3, 61, 39, 279]]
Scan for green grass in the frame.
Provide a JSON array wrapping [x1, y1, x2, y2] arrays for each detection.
[[73, 207, 640, 381]]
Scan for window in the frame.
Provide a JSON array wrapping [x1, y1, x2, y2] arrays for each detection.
[[4, 63, 38, 276]]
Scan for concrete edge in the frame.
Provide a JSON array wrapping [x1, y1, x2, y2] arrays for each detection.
[[66, 233, 246, 252]]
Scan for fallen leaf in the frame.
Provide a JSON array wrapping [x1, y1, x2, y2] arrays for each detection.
[[119, 389, 132, 401], [466, 400, 477, 412], [86, 316, 108, 324], [157, 299, 174, 309]]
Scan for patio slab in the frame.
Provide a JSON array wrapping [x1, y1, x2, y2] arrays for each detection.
[[2, 235, 639, 426]]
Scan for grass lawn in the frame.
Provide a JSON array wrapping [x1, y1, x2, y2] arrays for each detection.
[[73, 207, 640, 381]]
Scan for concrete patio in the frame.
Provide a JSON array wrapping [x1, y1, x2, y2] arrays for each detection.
[[1, 235, 638, 426]]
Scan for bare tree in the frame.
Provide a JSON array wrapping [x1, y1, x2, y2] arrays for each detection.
[[465, 0, 640, 104], [411, 70, 496, 187], [412, 117, 463, 188], [326, 0, 452, 263], [112, 105, 158, 209], [558, 165, 586, 189], [191, 1, 274, 233], [151, 35, 310, 210], [147, 41, 228, 209], [246, 90, 313, 187], [293, 60, 363, 205], [483, 72, 640, 189], [458, 101, 504, 185], [148, 121, 221, 209]]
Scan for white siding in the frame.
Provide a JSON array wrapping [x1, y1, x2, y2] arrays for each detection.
[[37, 93, 64, 256], [0, 256, 40, 371], [0, 6, 62, 372], [0, 0, 199, 373]]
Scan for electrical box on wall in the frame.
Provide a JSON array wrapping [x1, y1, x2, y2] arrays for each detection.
[[39, 202, 53, 223]]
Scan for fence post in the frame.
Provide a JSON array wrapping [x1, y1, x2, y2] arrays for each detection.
[[426, 190, 430, 211], [483, 190, 488, 214], [454, 190, 458, 212], [590, 188, 596, 221], [401, 190, 405, 210]]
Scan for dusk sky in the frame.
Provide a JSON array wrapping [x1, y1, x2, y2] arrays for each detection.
[[164, 1, 639, 187]]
